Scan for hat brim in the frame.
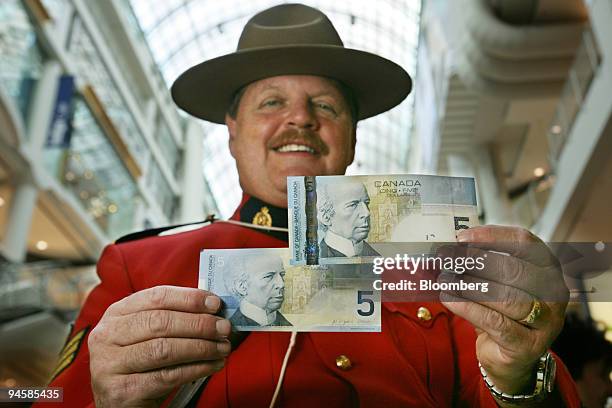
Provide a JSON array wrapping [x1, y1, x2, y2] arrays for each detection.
[[171, 45, 412, 124]]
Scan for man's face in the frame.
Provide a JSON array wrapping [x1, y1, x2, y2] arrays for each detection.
[[244, 257, 285, 312], [226, 75, 356, 208], [329, 183, 371, 243]]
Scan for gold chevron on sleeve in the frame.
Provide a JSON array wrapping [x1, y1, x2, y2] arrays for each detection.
[[49, 326, 89, 381]]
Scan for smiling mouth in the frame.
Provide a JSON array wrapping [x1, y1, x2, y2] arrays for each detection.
[[268, 128, 328, 155], [273, 143, 318, 155]]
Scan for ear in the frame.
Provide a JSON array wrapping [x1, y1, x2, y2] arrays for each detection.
[[236, 279, 248, 297], [346, 127, 357, 166], [226, 113, 237, 158], [317, 205, 333, 228], [318, 212, 332, 227]]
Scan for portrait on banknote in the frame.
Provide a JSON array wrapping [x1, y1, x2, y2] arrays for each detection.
[[217, 251, 292, 328], [316, 180, 380, 258]]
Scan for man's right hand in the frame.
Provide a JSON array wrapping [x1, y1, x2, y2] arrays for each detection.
[[88, 285, 232, 407]]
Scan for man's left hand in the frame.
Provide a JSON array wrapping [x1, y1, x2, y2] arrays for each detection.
[[437, 225, 569, 395]]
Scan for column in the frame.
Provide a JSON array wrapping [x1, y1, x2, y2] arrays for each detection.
[[473, 145, 513, 225], [446, 153, 475, 178], [177, 119, 205, 223], [1, 60, 62, 261], [446, 152, 483, 217], [1, 181, 38, 262], [24, 60, 62, 159]]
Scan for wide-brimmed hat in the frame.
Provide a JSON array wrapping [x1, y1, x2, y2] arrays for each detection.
[[171, 3, 412, 124]]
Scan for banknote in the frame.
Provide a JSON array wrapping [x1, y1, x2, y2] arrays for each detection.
[[199, 248, 381, 332], [288, 174, 479, 265]]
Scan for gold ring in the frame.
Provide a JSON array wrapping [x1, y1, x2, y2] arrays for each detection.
[[518, 298, 542, 325]]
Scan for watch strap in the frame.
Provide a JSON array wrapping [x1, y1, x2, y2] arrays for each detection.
[[479, 351, 556, 403]]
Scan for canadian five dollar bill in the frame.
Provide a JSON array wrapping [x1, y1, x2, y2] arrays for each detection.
[[199, 248, 380, 332], [288, 174, 479, 265]]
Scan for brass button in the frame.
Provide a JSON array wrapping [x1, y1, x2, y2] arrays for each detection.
[[335, 355, 352, 370], [417, 306, 432, 321]]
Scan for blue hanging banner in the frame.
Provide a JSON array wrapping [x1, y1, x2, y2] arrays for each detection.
[[46, 74, 75, 148]]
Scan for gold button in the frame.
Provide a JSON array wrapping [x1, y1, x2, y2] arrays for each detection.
[[417, 306, 432, 321], [335, 355, 352, 370]]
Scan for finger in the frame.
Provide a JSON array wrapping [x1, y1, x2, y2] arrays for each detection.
[[437, 245, 535, 287], [107, 286, 222, 316], [440, 292, 534, 354], [118, 338, 231, 373], [457, 226, 557, 266], [111, 310, 232, 346], [123, 359, 226, 401], [437, 272, 549, 327], [436, 245, 568, 301]]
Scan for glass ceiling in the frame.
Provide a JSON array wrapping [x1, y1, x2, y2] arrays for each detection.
[[129, 0, 422, 218]]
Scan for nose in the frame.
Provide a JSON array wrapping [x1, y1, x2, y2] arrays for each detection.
[[287, 100, 319, 130], [273, 272, 285, 289], [358, 202, 370, 218]]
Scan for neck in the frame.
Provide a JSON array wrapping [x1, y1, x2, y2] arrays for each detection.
[[244, 188, 287, 209]]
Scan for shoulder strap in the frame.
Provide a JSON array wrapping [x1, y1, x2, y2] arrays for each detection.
[[114, 214, 216, 244]]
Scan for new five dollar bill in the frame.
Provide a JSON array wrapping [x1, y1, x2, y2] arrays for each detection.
[[288, 174, 479, 265], [199, 248, 380, 332]]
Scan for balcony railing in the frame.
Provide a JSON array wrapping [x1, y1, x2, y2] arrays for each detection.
[[0, 260, 97, 322], [514, 26, 601, 229], [548, 26, 601, 169]]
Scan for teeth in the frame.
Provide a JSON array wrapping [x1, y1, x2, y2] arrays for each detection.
[[276, 144, 315, 153]]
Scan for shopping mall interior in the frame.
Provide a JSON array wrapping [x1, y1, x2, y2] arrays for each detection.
[[0, 0, 611, 403]]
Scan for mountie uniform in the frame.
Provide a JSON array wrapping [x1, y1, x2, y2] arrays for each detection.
[[41, 195, 582, 408]]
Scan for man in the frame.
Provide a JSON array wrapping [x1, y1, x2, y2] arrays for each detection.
[[317, 181, 379, 257], [224, 255, 291, 327], [42, 4, 580, 408]]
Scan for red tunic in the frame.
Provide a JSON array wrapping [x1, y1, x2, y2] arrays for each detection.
[[40, 195, 581, 407]]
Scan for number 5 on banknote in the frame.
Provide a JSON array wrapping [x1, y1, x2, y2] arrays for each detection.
[[357, 290, 375, 317]]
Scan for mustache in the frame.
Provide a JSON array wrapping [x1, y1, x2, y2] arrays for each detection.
[[267, 128, 329, 155]]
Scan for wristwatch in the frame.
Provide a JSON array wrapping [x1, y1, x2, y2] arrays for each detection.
[[479, 351, 557, 403]]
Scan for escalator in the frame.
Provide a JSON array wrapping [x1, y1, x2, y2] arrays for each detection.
[[0, 260, 97, 386]]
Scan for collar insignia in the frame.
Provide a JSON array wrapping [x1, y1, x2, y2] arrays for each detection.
[[252, 206, 273, 227]]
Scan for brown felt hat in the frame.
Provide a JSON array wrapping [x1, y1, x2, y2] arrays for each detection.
[[171, 3, 412, 124]]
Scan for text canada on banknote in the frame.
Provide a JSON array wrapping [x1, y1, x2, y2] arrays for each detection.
[[199, 248, 381, 332], [287, 174, 479, 265]]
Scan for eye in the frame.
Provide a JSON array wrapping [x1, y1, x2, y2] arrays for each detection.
[[315, 102, 336, 113], [261, 98, 282, 108]]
